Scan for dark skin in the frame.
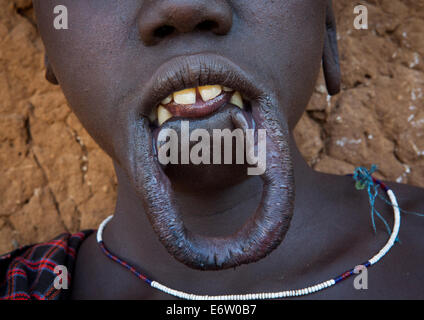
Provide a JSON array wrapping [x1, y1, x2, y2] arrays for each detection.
[[32, 0, 424, 299]]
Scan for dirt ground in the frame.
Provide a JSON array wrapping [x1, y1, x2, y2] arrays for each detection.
[[0, 0, 423, 253]]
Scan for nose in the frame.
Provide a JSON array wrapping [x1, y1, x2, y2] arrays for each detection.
[[138, 0, 233, 45]]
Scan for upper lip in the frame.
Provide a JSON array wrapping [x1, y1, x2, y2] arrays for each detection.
[[138, 53, 265, 118]]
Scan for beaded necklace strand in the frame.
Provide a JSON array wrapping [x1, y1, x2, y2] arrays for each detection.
[[96, 171, 400, 300]]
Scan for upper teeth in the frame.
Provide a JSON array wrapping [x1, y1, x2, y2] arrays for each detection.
[[161, 94, 172, 105], [199, 85, 222, 102], [173, 88, 196, 105], [153, 85, 244, 125]]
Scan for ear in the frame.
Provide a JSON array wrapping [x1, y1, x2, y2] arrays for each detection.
[[322, 0, 341, 95], [44, 54, 59, 85]]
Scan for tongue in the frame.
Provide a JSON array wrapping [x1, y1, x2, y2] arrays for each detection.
[[164, 92, 232, 118]]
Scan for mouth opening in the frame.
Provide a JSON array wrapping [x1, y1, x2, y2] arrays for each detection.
[[148, 84, 252, 128]]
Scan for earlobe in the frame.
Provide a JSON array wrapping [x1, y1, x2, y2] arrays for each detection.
[[44, 54, 59, 85], [322, 0, 341, 96]]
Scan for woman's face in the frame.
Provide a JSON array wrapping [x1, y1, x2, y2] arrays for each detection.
[[34, 0, 326, 173], [34, 0, 329, 270]]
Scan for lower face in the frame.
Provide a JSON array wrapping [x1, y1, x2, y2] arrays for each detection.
[[34, 0, 327, 270]]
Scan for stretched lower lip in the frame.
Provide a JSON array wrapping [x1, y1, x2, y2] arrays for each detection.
[[165, 91, 232, 118]]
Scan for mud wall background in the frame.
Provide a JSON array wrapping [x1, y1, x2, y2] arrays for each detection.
[[0, 0, 423, 253]]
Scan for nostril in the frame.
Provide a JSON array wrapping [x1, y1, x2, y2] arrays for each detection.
[[151, 20, 220, 41], [196, 20, 219, 31], [138, 1, 233, 45], [153, 25, 176, 39]]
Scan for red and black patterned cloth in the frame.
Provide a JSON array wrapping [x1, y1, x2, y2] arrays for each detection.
[[0, 230, 93, 300]]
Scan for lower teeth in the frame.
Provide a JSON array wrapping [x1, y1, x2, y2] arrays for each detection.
[[157, 105, 173, 126]]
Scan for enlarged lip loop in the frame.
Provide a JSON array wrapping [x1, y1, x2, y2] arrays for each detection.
[[128, 92, 295, 270]]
